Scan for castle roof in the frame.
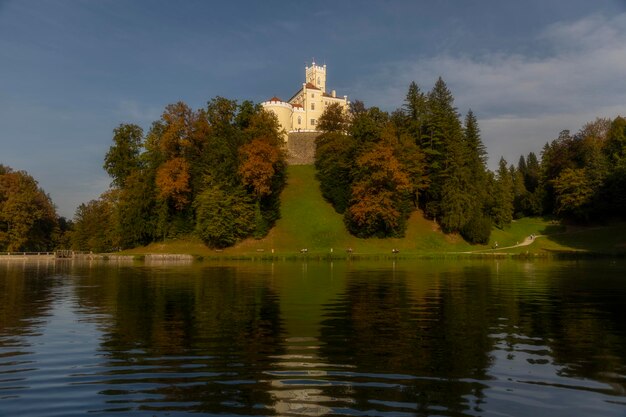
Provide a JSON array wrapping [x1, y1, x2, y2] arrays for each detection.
[[305, 82, 320, 90], [268, 96, 283, 102]]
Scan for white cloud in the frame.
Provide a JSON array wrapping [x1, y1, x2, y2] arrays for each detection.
[[116, 99, 162, 126], [351, 13, 626, 170]]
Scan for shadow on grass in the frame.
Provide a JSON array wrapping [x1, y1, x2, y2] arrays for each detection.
[[539, 220, 626, 256]]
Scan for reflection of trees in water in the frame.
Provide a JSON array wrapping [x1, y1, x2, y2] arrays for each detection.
[[317, 265, 496, 416], [0, 261, 61, 343], [71, 265, 285, 414], [497, 262, 626, 394]]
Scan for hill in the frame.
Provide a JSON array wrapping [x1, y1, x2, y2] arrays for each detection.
[[125, 165, 626, 258]]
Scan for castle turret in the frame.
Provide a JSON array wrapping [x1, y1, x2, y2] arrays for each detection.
[[261, 96, 292, 140], [305, 61, 326, 93]]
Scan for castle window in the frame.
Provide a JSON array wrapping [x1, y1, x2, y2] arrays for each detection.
[[311, 103, 315, 111], [311, 119, 316, 125], [298, 116, 301, 125], [317, 77, 320, 85]]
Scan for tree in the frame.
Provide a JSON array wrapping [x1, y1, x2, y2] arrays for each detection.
[[194, 185, 255, 248], [103, 124, 143, 187], [395, 130, 428, 208], [524, 152, 541, 193], [604, 116, 626, 164], [437, 137, 474, 233], [238, 136, 285, 237], [350, 106, 389, 143], [424, 77, 462, 167], [421, 77, 464, 219], [344, 141, 411, 237], [155, 157, 191, 211], [491, 157, 514, 228], [0, 167, 58, 251], [116, 170, 157, 248], [461, 214, 492, 244], [402, 81, 427, 143], [463, 110, 487, 170], [511, 165, 529, 218], [238, 138, 282, 199], [315, 132, 358, 213], [318, 102, 349, 133], [552, 168, 594, 220], [71, 194, 116, 252]]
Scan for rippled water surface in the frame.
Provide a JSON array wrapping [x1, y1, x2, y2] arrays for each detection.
[[1, 259, 625, 416]]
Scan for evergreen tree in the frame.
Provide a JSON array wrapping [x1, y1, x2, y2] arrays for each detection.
[[462, 109, 489, 212], [511, 164, 529, 218], [402, 81, 427, 144], [491, 157, 514, 228], [421, 77, 463, 219], [524, 152, 540, 193], [438, 136, 474, 233]]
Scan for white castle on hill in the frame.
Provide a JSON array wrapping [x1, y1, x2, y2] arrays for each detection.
[[262, 62, 349, 137]]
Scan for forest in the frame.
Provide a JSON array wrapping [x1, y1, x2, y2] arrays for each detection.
[[2, 79, 625, 252]]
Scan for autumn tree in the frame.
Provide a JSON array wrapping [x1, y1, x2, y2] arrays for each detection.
[[344, 140, 411, 238], [0, 167, 58, 251], [239, 138, 282, 199], [238, 136, 285, 237]]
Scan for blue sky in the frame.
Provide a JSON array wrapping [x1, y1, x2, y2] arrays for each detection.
[[1, 0, 625, 218]]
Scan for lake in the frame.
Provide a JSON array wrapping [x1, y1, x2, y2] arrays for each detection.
[[1, 259, 625, 416]]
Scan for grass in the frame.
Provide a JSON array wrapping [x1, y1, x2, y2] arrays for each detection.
[[123, 165, 626, 258]]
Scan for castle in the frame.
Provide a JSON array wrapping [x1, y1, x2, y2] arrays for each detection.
[[262, 62, 349, 137]]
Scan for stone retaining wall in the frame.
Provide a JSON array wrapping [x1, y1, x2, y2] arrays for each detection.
[[286, 131, 319, 165]]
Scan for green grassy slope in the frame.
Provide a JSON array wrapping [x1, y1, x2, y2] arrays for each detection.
[[225, 165, 479, 255]]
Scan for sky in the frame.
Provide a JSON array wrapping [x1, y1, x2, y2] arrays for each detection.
[[1, 0, 626, 218]]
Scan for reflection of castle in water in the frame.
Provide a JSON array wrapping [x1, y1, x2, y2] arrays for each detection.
[[266, 336, 353, 416]]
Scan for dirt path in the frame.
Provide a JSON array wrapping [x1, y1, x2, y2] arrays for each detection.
[[463, 234, 542, 254]]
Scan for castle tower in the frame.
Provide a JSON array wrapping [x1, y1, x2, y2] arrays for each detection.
[[305, 61, 326, 93]]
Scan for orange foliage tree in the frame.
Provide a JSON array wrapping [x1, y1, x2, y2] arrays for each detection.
[[238, 137, 282, 199], [155, 157, 191, 210], [345, 142, 411, 237]]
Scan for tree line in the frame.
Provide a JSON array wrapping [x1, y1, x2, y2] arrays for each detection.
[[315, 79, 626, 243], [511, 117, 626, 221], [4, 86, 625, 252]]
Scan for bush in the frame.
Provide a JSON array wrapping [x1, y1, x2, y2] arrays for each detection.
[[461, 215, 492, 244]]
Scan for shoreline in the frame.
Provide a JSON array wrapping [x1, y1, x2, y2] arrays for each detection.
[[2, 250, 624, 263]]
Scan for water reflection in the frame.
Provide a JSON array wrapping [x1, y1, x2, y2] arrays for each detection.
[[0, 260, 625, 416]]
